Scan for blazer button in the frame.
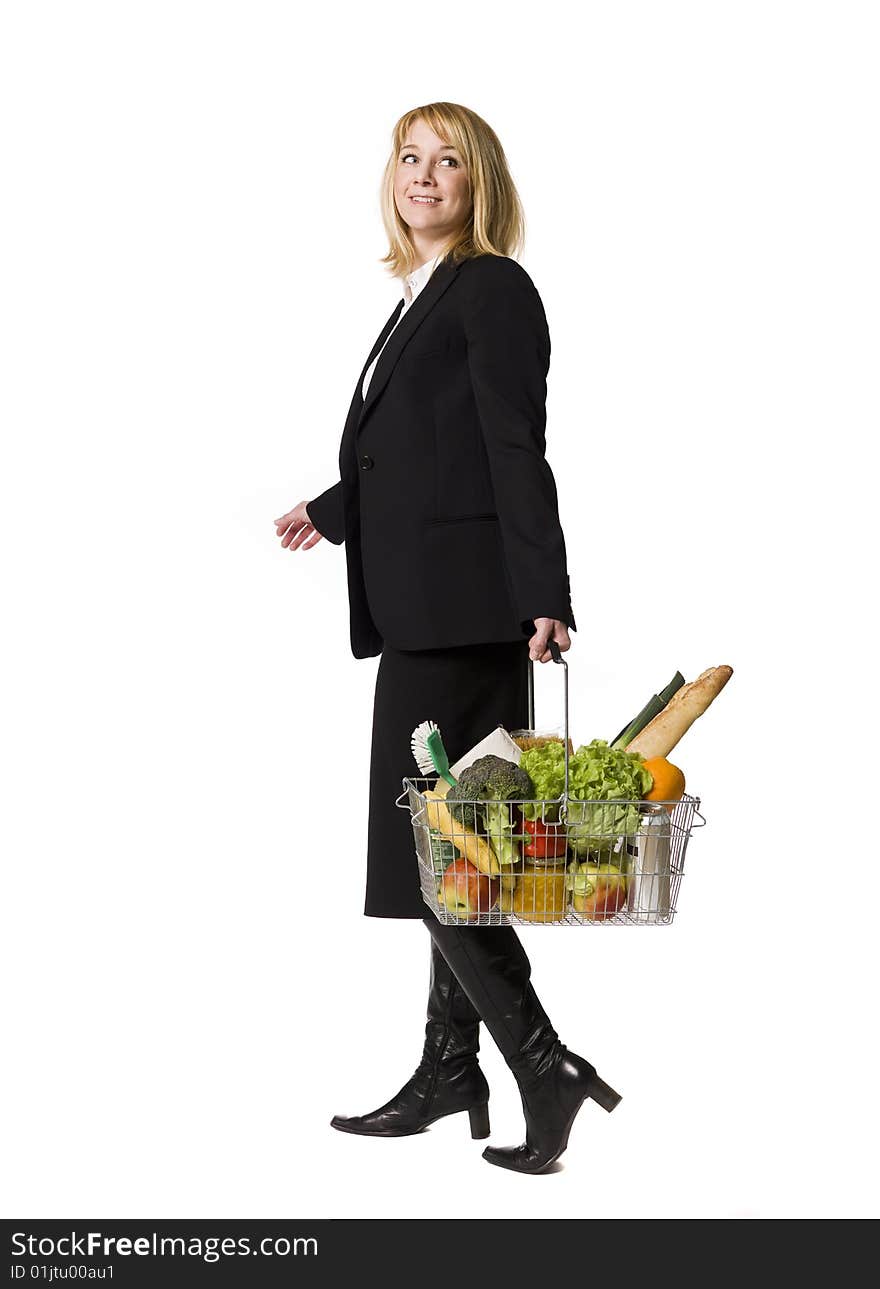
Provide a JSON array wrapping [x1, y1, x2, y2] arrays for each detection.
[[360, 454, 374, 470]]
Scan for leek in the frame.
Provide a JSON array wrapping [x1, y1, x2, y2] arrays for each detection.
[[658, 671, 686, 706], [610, 672, 685, 750]]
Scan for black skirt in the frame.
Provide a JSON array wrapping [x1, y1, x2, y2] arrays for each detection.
[[365, 640, 531, 919]]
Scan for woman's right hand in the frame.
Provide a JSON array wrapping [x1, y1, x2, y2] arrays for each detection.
[[274, 501, 324, 551]]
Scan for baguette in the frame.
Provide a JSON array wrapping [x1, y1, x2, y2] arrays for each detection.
[[625, 665, 733, 759], [423, 790, 501, 876]]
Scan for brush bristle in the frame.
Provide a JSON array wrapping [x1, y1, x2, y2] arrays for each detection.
[[410, 719, 439, 775]]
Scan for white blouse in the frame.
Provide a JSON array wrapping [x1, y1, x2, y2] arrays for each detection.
[[361, 253, 441, 402]]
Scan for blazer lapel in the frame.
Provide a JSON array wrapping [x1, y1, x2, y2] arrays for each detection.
[[337, 299, 404, 474], [357, 257, 461, 432], [361, 299, 405, 382]]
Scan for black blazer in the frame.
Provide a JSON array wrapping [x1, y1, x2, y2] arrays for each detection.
[[307, 253, 576, 659]]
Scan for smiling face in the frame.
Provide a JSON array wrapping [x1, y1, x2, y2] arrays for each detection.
[[393, 118, 471, 260]]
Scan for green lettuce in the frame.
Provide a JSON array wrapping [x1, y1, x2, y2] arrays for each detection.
[[520, 739, 653, 856], [519, 741, 569, 809]]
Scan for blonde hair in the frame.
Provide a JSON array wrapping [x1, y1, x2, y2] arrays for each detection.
[[378, 102, 526, 278]]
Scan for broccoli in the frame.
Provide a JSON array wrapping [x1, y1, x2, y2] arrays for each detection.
[[446, 755, 536, 867]]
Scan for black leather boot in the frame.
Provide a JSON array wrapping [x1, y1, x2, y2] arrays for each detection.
[[424, 915, 621, 1174], [330, 936, 491, 1139]]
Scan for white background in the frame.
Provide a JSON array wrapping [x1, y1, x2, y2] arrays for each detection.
[[2, 0, 877, 1220]]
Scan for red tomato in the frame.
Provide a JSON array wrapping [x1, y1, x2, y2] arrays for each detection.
[[522, 815, 567, 858]]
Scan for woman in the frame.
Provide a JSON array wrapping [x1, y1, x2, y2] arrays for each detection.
[[274, 103, 621, 1174]]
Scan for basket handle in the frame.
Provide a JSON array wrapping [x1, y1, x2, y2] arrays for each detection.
[[528, 640, 570, 800]]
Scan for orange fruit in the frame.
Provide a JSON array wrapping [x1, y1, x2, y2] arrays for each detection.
[[643, 757, 686, 812]]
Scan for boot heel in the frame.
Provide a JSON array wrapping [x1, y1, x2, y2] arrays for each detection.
[[468, 1103, 491, 1139], [589, 1074, 622, 1113]]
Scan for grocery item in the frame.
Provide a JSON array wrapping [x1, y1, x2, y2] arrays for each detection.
[[522, 814, 567, 860], [535, 740, 653, 856], [518, 740, 651, 839], [410, 719, 457, 787], [423, 790, 501, 876], [626, 665, 733, 758], [566, 861, 628, 920], [445, 756, 534, 868], [611, 671, 685, 749], [429, 833, 457, 874], [642, 756, 686, 811], [449, 725, 524, 777], [508, 864, 568, 923], [625, 809, 672, 920], [510, 731, 575, 755], [438, 858, 500, 920]]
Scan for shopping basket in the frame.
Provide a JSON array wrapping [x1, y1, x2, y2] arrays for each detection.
[[395, 641, 706, 926]]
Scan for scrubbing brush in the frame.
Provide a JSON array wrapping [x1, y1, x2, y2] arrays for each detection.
[[410, 720, 457, 788]]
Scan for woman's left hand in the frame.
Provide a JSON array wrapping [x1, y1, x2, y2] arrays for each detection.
[[529, 618, 571, 663]]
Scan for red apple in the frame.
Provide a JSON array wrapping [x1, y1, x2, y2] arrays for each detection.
[[568, 861, 628, 921], [438, 857, 500, 921]]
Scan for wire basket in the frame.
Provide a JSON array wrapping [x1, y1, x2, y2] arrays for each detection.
[[396, 642, 706, 926]]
